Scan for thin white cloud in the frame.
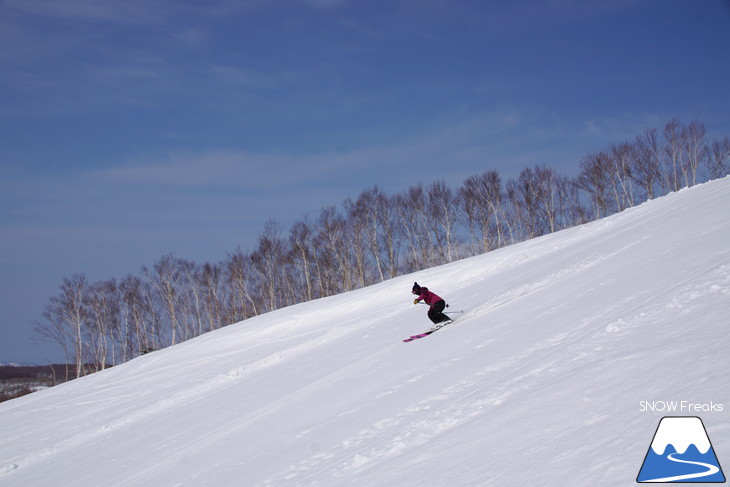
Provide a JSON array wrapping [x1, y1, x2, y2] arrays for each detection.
[[4, 0, 170, 23], [174, 27, 209, 50], [96, 149, 369, 191], [298, 0, 345, 8], [90, 105, 628, 195], [209, 65, 286, 89], [99, 151, 265, 187], [464, 0, 644, 36]]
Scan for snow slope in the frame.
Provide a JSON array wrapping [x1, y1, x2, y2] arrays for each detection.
[[1, 178, 729, 487]]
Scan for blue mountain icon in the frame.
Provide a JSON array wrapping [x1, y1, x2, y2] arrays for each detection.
[[637, 417, 725, 483]]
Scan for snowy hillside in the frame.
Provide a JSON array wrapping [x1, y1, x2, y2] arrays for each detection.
[[1, 178, 729, 487]]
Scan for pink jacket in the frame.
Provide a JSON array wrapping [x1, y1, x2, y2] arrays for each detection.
[[415, 287, 443, 307]]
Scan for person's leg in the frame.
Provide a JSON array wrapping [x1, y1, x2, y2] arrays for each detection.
[[427, 306, 439, 324], [429, 300, 450, 324]]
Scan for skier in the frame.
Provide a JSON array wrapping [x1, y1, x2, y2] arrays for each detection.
[[411, 282, 451, 325]]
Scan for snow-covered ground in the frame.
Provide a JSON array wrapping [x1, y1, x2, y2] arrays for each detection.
[[1, 178, 729, 486]]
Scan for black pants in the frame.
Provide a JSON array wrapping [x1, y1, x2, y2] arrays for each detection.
[[428, 300, 450, 324]]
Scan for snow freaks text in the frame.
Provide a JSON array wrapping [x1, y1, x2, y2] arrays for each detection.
[[639, 401, 724, 413]]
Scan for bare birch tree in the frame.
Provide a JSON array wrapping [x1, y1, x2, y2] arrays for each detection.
[[577, 152, 612, 219], [251, 219, 287, 313], [85, 279, 119, 369], [394, 184, 436, 271], [607, 142, 636, 210], [706, 136, 730, 180], [225, 246, 258, 320], [426, 180, 460, 264], [682, 120, 707, 187], [349, 186, 401, 282], [662, 118, 683, 192], [36, 274, 90, 377], [458, 170, 510, 253], [630, 128, 662, 200], [289, 218, 316, 302], [315, 206, 353, 294], [143, 254, 185, 346]]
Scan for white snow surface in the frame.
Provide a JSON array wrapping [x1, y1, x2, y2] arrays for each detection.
[[1, 178, 729, 486]]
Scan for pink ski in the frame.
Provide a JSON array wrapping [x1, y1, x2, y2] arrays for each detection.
[[402, 319, 454, 342], [403, 331, 435, 342]]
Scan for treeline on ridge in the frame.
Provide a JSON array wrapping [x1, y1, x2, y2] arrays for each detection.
[[33, 118, 729, 379]]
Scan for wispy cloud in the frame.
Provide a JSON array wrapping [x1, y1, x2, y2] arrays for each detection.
[[457, 0, 643, 36], [94, 104, 638, 194], [4, 0, 171, 23], [99, 151, 276, 188], [298, 0, 346, 8], [0, 1, 196, 115], [209, 65, 289, 90]]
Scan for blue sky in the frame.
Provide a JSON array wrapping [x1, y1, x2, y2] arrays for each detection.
[[2, 0, 729, 363]]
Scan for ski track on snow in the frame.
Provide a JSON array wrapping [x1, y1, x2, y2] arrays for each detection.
[[2, 321, 374, 479], [264, 257, 728, 485]]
